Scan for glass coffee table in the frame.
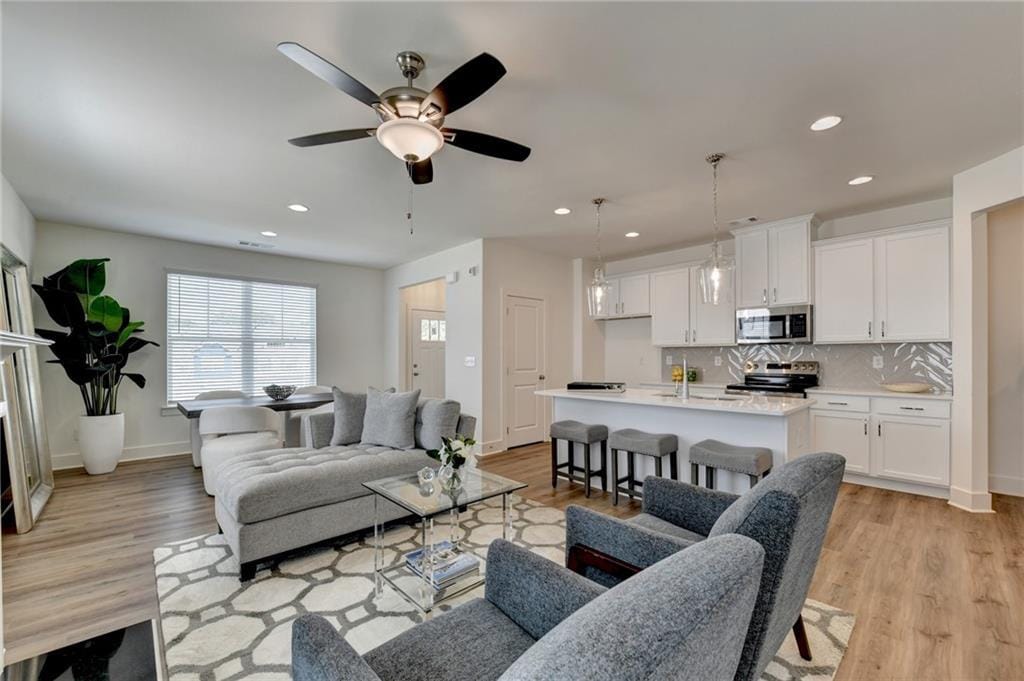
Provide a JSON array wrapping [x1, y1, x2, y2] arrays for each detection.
[[363, 468, 527, 614]]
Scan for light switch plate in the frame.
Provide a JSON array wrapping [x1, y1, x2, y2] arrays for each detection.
[[872, 355, 884, 369], [464, 356, 476, 367], [714, 356, 723, 366], [665, 355, 674, 365]]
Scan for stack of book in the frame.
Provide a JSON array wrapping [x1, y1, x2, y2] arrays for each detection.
[[404, 541, 480, 591]]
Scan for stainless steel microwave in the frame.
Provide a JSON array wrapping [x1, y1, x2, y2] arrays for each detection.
[[736, 305, 813, 344]]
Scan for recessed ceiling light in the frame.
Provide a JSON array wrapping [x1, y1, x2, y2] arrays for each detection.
[[810, 115, 842, 131], [848, 175, 874, 186], [554, 207, 571, 215], [288, 203, 309, 213], [260, 231, 278, 238], [625, 231, 640, 238]]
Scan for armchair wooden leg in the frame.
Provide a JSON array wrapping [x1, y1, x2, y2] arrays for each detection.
[[567, 544, 643, 582], [793, 614, 812, 661]]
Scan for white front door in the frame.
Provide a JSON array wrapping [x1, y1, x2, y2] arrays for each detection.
[[410, 309, 445, 399], [504, 294, 547, 448]]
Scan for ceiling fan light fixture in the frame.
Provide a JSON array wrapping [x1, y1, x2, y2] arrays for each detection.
[[376, 118, 444, 162]]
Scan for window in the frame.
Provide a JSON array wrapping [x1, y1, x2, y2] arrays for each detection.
[[166, 272, 317, 401], [419, 319, 446, 342]]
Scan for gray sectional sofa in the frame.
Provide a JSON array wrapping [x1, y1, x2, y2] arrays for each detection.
[[213, 396, 476, 581]]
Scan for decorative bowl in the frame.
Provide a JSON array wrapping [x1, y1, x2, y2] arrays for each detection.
[[263, 384, 297, 401], [879, 382, 933, 394]]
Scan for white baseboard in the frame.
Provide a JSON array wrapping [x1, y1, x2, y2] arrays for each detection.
[[947, 485, 995, 513], [479, 439, 506, 456], [53, 440, 190, 470], [843, 473, 950, 500], [989, 474, 1024, 498]]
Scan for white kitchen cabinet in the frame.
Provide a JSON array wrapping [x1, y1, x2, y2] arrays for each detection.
[[734, 229, 770, 308], [617, 273, 651, 317], [689, 268, 735, 345], [814, 238, 874, 342], [811, 411, 870, 474], [650, 267, 735, 347], [873, 415, 950, 486], [733, 215, 816, 309], [874, 227, 950, 341], [770, 220, 811, 305], [650, 269, 690, 346], [812, 221, 950, 343]]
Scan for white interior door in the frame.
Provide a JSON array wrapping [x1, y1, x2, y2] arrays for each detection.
[[410, 309, 445, 399], [504, 293, 547, 448]]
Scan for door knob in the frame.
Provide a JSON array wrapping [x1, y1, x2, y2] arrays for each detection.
[[539, 375, 546, 380], [413, 372, 420, 376]]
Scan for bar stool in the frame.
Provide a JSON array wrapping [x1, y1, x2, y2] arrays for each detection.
[[608, 428, 679, 505], [689, 439, 772, 490], [550, 420, 608, 498]]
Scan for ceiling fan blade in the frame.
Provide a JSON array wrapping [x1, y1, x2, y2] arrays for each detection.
[[277, 42, 380, 108], [407, 159, 433, 185], [421, 53, 506, 116], [443, 129, 531, 162], [288, 129, 376, 147]]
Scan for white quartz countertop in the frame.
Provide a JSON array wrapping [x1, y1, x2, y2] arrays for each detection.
[[536, 388, 813, 416], [808, 386, 953, 401]]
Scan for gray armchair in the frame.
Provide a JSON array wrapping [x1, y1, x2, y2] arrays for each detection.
[[564, 452, 846, 681], [293, 535, 765, 681]]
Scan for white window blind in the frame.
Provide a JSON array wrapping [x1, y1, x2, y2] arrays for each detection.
[[166, 272, 317, 401]]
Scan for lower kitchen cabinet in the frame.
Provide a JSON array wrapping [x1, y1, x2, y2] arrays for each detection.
[[810, 392, 951, 494], [873, 415, 950, 487], [810, 411, 870, 474]]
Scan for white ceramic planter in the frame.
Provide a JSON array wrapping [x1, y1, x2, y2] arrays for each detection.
[[78, 413, 125, 474]]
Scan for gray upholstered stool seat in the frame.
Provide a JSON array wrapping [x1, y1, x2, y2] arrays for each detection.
[[550, 420, 608, 498], [608, 428, 679, 505], [689, 438, 773, 490], [550, 420, 608, 444]]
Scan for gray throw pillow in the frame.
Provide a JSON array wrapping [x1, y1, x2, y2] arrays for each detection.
[[329, 388, 368, 446], [361, 387, 421, 450], [415, 399, 461, 450]]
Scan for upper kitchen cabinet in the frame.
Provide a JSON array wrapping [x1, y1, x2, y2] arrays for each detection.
[[650, 267, 734, 347], [813, 220, 950, 343], [594, 273, 650, 319], [732, 214, 818, 308]]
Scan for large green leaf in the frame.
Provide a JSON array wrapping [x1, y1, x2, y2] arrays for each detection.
[[121, 373, 146, 389], [32, 284, 85, 328], [116, 322, 144, 347], [120, 335, 159, 354], [88, 295, 124, 332], [66, 259, 109, 296]]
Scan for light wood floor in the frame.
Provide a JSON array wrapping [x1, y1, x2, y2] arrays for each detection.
[[3, 446, 1022, 680]]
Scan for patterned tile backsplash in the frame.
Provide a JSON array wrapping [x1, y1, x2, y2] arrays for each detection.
[[660, 343, 953, 392]]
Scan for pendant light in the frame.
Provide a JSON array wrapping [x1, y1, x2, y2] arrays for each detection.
[[697, 153, 735, 305], [586, 198, 612, 317]]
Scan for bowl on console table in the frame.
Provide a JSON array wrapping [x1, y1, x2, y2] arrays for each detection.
[[263, 384, 297, 401]]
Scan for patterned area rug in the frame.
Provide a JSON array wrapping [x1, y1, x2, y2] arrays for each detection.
[[153, 497, 853, 681]]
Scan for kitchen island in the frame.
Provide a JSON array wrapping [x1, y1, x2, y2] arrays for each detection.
[[536, 388, 815, 494]]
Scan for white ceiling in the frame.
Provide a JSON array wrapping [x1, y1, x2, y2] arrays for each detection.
[[3, 2, 1021, 268]]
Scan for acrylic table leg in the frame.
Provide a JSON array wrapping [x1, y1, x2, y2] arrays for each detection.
[[502, 494, 513, 541], [373, 494, 382, 597], [421, 516, 435, 612], [450, 506, 460, 551]]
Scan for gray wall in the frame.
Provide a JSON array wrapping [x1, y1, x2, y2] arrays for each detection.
[[33, 222, 388, 468]]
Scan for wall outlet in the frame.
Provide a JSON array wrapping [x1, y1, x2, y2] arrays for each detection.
[[464, 356, 476, 367], [665, 355, 674, 366], [714, 356, 723, 367], [872, 355, 884, 369]]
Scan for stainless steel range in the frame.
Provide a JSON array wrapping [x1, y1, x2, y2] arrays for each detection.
[[725, 360, 820, 398]]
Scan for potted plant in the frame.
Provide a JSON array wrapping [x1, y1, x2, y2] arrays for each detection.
[[32, 258, 158, 474]]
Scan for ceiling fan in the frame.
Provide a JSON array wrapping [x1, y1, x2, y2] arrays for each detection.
[[278, 42, 531, 185]]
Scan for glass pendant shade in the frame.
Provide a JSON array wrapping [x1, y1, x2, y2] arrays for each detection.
[[587, 268, 612, 316], [698, 242, 735, 306]]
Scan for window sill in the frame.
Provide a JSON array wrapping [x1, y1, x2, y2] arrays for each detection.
[[161, 404, 184, 417]]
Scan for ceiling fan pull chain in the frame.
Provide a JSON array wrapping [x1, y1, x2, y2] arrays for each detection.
[[407, 185, 415, 236]]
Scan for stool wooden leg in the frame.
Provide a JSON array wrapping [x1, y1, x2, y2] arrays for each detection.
[[793, 614, 812, 661], [748, 474, 759, 488], [600, 440, 608, 492], [705, 466, 716, 489], [691, 463, 700, 485], [612, 449, 620, 505], [550, 438, 558, 489], [669, 453, 679, 480], [764, 468, 772, 478], [622, 450, 630, 499], [584, 443, 593, 498], [655, 456, 663, 478]]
